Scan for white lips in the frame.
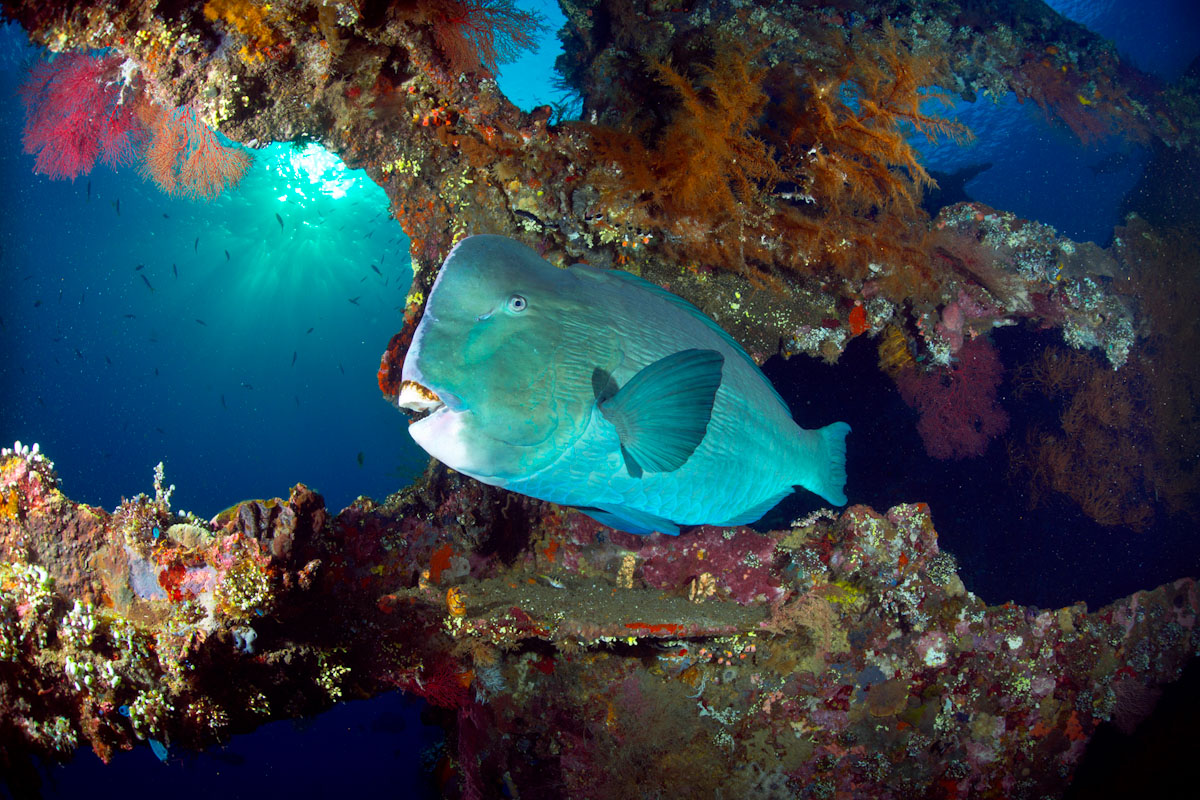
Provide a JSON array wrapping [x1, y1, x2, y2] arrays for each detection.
[[397, 383, 483, 478], [397, 380, 444, 414]]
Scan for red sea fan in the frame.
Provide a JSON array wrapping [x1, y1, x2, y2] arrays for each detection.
[[427, 0, 541, 76], [414, 658, 471, 709], [19, 53, 141, 180], [894, 337, 1010, 460], [139, 104, 250, 200]]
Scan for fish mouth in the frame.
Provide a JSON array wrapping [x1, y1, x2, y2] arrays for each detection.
[[398, 380, 445, 420]]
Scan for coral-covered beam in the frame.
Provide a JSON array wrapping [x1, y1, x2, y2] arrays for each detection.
[[1, 0, 1175, 371], [2, 443, 1197, 797]]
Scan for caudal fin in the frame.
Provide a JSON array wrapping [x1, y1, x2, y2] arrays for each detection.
[[802, 421, 851, 505]]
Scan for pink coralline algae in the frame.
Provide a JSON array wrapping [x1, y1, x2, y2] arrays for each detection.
[[895, 336, 1010, 460]]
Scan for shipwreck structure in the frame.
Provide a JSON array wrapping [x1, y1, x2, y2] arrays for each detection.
[[2, 1, 1198, 797]]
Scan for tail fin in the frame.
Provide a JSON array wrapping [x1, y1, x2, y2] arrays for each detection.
[[799, 422, 851, 505]]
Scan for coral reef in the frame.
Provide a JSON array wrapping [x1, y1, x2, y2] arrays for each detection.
[[2, 0, 1198, 794], [2, 443, 1197, 797]]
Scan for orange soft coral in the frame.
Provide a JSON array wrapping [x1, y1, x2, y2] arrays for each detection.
[[577, 23, 970, 290], [203, 0, 288, 64]]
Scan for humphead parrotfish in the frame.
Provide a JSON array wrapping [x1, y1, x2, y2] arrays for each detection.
[[397, 235, 850, 535]]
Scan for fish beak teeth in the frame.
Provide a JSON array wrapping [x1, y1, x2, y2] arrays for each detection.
[[398, 380, 445, 417]]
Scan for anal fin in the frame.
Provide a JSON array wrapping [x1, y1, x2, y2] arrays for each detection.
[[576, 504, 681, 536]]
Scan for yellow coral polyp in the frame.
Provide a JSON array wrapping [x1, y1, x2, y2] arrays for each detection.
[[877, 325, 916, 377], [203, 0, 285, 63], [0, 488, 19, 521], [446, 586, 466, 617]]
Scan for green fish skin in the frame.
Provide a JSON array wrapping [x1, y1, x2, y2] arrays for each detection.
[[398, 235, 850, 535]]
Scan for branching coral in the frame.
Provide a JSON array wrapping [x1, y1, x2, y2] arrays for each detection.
[[578, 41, 782, 280], [398, 0, 543, 78], [1013, 346, 1154, 529], [576, 23, 970, 289], [1009, 218, 1200, 531]]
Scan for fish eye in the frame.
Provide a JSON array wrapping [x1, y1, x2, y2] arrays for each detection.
[[507, 294, 528, 313]]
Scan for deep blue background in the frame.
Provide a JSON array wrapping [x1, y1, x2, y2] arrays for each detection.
[[1, 0, 1198, 796]]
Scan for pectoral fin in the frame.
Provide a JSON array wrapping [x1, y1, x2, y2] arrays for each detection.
[[598, 349, 723, 476]]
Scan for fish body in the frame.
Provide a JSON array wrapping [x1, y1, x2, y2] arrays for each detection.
[[398, 235, 850, 535]]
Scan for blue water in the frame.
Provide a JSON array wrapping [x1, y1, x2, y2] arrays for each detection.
[[1, 0, 1198, 795], [0, 31, 424, 519]]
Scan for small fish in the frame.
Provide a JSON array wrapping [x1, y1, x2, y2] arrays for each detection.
[[123, 313, 137, 319], [221, 394, 227, 409], [140, 274, 154, 292], [365, 231, 374, 239], [33, 300, 41, 307], [58, 288, 63, 302], [514, 209, 547, 230], [135, 264, 145, 271], [113, 199, 120, 216], [172, 263, 177, 279], [360, 275, 367, 283], [371, 264, 382, 276], [294, 395, 300, 407], [225, 250, 231, 261], [536, 574, 566, 589], [86, 180, 91, 202], [306, 327, 314, 334], [275, 212, 284, 231], [348, 296, 360, 305], [380, 252, 386, 265], [357, 451, 365, 467], [338, 363, 345, 375], [195, 319, 207, 326], [291, 351, 297, 367], [104, 355, 112, 365], [162, 213, 169, 219], [397, 235, 850, 535], [155, 427, 164, 434], [194, 237, 199, 253], [154, 367, 159, 376]]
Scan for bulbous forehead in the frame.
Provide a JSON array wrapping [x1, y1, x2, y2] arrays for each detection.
[[428, 235, 571, 312]]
